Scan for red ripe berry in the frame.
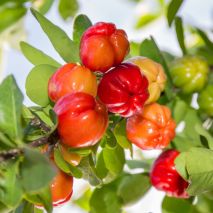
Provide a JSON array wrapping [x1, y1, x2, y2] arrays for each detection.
[[97, 63, 149, 117], [80, 22, 129, 72], [150, 149, 189, 198]]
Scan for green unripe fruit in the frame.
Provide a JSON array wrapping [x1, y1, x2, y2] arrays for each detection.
[[170, 56, 209, 94], [198, 85, 213, 117]]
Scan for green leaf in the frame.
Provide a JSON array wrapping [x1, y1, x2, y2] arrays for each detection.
[[114, 119, 132, 151], [167, 0, 184, 26], [196, 28, 213, 50], [186, 148, 213, 195], [54, 147, 83, 178], [117, 173, 151, 205], [140, 38, 173, 100], [25, 187, 52, 213], [0, 6, 27, 33], [73, 188, 92, 211], [135, 13, 161, 29], [173, 98, 188, 123], [162, 196, 194, 213], [20, 42, 61, 67], [25, 64, 56, 107], [32, 0, 54, 15], [174, 152, 188, 180], [0, 75, 23, 142], [73, 14, 92, 45], [96, 151, 108, 179], [126, 159, 152, 171], [129, 42, 140, 57], [20, 148, 56, 193], [90, 186, 122, 213], [0, 160, 23, 208], [103, 144, 125, 175], [31, 8, 80, 63], [58, 0, 79, 20], [175, 16, 187, 55]]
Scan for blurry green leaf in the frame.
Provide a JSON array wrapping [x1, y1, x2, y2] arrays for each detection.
[[58, 0, 79, 20], [175, 152, 188, 180], [186, 148, 213, 195], [135, 13, 161, 29], [0, 6, 27, 33], [103, 144, 125, 175], [96, 151, 108, 179], [114, 119, 132, 151], [140, 38, 173, 99], [196, 28, 213, 50], [162, 196, 194, 213], [175, 16, 187, 55], [117, 173, 151, 205], [73, 14, 92, 45], [54, 147, 82, 178], [126, 159, 152, 171], [0, 161, 23, 208], [90, 186, 122, 213], [25, 64, 56, 107], [195, 194, 213, 213], [67, 147, 92, 157], [101, 129, 117, 148], [0, 132, 16, 149], [129, 42, 140, 57], [78, 156, 102, 186], [32, 0, 54, 15], [31, 8, 80, 63], [173, 98, 188, 123], [73, 188, 92, 211], [20, 42, 61, 67], [0, 75, 23, 142], [25, 187, 52, 213], [20, 148, 56, 193], [167, 0, 184, 26]]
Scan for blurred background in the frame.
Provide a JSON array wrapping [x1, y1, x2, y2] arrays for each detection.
[[0, 0, 212, 212]]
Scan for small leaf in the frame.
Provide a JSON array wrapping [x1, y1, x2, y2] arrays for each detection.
[[103, 144, 125, 175], [54, 147, 83, 178], [135, 13, 161, 29], [20, 148, 56, 193], [173, 98, 188, 123], [117, 173, 151, 205], [58, 0, 79, 20], [175, 16, 187, 55], [114, 119, 132, 151], [0, 75, 23, 142], [167, 0, 184, 26], [0, 6, 27, 33], [73, 14, 92, 45], [20, 42, 61, 67], [174, 152, 188, 180], [126, 160, 152, 171], [25, 64, 56, 107], [31, 8, 80, 63], [96, 151, 108, 179]]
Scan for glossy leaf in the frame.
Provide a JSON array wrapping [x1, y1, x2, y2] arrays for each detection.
[[0, 75, 23, 142], [20, 42, 61, 67], [58, 0, 79, 20], [25, 64, 57, 107], [117, 173, 151, 205], [73, 14, 92, 45], [167, 0, 184, 26], [175, 16, 187, 55], [20, 148, 56, 192], [31, 8, 80, 63]]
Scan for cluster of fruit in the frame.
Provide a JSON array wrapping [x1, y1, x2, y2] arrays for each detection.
[[42, 21, 212, 207]]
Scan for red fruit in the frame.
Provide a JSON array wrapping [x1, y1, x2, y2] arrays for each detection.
[[54, 92, 108, 147], [97, 63, 149, 117], [51, 170, 73, 206], [150, 149, 189, 198], [80, 22, 129, 72], [48, 63, 97, 102]]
